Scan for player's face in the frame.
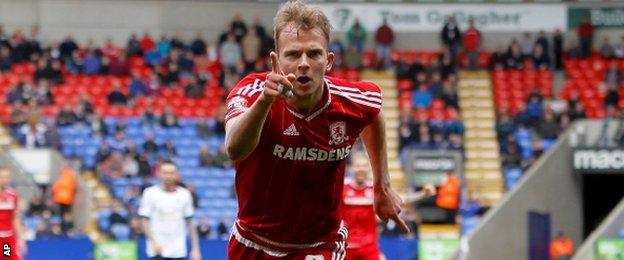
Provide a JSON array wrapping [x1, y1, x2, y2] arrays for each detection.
[[351, 159, 370, 184], [0, 169, 10, 188], [159, 164, 178, 186], [277, 24, 334, 99]]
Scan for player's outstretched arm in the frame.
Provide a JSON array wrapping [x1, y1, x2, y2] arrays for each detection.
[[360, 112, 410, 234], [13, 208, 26, 255], [225, 52, 295, 160]]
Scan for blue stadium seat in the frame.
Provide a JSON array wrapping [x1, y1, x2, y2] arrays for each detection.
[[504, 168, 523, 190]]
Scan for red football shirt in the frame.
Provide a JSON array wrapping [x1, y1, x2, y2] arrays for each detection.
[[225, 72, 382, 250], [342, 181, 378, 248], [0, 189, 18, 237]]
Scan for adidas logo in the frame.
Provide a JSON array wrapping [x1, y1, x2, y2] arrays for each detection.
[[283, 123, 300, 136]]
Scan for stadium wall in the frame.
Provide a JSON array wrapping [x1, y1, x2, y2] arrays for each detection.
[[1, 1, 624, 51], [451, 120, 585, 260]]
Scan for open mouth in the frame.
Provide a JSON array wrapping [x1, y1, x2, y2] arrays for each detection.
[[297, 76, 312, 85]]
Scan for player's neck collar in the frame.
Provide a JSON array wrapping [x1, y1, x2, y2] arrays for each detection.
[[285, 80, 331, 122]]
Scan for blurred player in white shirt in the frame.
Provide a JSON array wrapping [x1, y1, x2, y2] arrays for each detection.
[[139, 162, 200, 260]]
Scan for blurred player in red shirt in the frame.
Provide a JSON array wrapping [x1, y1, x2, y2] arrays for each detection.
[[0, 167, 26, 260], [343, 155, 435, 260], [224, 1, 406, 259]]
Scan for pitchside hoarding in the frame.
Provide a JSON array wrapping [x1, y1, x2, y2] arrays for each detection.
[[405, 150, 463, 186], [573, 148, 624, 174], [319, 4, 567, 32]]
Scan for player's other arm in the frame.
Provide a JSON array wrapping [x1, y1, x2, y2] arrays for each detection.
[[360, 111, 410, 234], [141, 217, 162, 255], [224, 96, 274, 160], [186, 218, 201, 260]]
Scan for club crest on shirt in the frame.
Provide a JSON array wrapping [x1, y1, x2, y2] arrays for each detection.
[[227, 96, 247, 111], [329, 121, 349, 146]]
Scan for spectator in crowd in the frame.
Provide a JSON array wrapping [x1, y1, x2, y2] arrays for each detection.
[[217, 217, 229, 240], [398, 108, 416, 150], [241, 29, 261, 72], [108, 130, 127, 153], [18, 112, 47, 148], [535, 31, 549, 57], [577, 17, 594, 58], [489, 45, 507, 70], [160, 106, 179, 128], [190, 32, 207, 56], [347, 19, 367, 53], [604, 61, 622, 86], [520, 32, 534, 58], [196, 117, 211, 137], [441, 15, 461, 60], [137, 154, 152, 178], [329, 34, 346, 68], [231, 14, 248, 42], [538, 110, 559, 140], [343, 43, 362, 70], [568, 102, 587, 122], [0, 45, 13, 72], [61, 211, 74, 235], [196, 218, 212, 238], [59, 34, 78, 59], [219, 34, 241, 72], [83, 50, 102, 75], [142, 133, 159, 156], [34, 79, 54, 105], [598, 106, 619, 147], [161, 139, 177, 160], [553, 29, 564, 70], [605, 83, 620, 108], [600, 36, 614, 59], [531, 45, 550, 69], [506, 41, 524, 70], [96, 142, 112, 164], [441, 81, 459, 109], [107, 82, 128, 106], [57, 104, 77, 126], [123, 153, 139, 178], [550, 231, 574, 260], [140, 32, 155, 54], [375, 18, 394, 70], [614, 35, 624, 59], [497, 111, 515, 143], [45, 119, 62, 150], [412, 84, 432, 109], [199, 144, 214, 167], [436, 173, 459, 224], [109, 51, 129, 76], [213, 145, 232, 169], [462, 18, 481, 70], [502, 145, 522, 169], [129, 71, 148, 98], [129, 217, 144, 240], [184, 76, 204, 99], [52, 165, 76, 215]]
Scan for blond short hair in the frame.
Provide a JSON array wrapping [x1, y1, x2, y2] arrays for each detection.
[[273, 0, 332, 50]]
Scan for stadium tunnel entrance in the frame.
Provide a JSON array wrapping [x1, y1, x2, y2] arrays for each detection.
[[582, 174, 624, 238]]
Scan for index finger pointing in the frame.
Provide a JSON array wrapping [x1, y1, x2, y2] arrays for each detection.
[[390, 214, 411, 234], [270, 51, 282, 75]]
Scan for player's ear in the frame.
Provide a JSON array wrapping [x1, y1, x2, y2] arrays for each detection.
[[326, 51, 335, 73]]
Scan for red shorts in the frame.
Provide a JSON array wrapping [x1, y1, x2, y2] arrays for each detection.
[[0, 235, 20, 260], [228, 236, 346, 260], [346, 243, 380, 260]]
